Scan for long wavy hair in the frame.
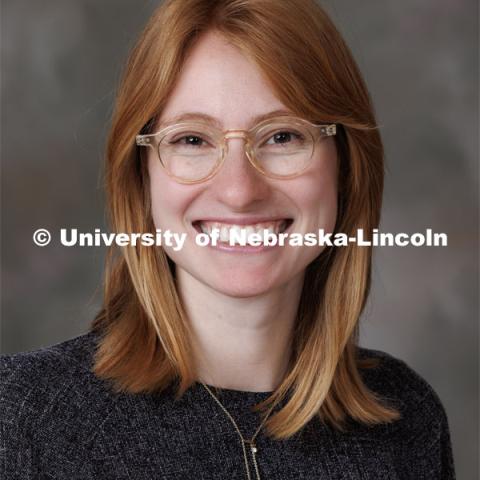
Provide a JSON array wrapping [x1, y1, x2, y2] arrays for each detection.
[[91, 0, 400, 439]]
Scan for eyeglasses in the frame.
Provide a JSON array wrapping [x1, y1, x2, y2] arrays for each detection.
[[136, 115, 336, 184]]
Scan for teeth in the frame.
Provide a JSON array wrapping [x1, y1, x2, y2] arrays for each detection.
[[198, 220, 288, 244], [220, 225, 229, 242]]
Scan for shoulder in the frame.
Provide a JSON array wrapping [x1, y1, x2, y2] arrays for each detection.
[[349, 347, 456, 478], [1, 331, 102, 399], [356, 346, 453, 448], [357, 347, 445, 416], [356, 346, 442, 409], [355, 347, 456, 476], [0, 331, 119, 444], [1, 330, 97, 376]]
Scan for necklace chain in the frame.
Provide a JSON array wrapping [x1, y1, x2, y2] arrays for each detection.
[[200, 382, 278, 480]]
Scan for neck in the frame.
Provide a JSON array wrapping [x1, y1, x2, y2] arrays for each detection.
[[176, 269, 304, 392]]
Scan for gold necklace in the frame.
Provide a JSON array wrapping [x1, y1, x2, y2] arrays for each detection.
[[200, 382, 278, 480]]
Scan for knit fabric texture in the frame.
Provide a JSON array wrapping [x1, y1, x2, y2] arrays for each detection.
[[1, 331, 456, 479]]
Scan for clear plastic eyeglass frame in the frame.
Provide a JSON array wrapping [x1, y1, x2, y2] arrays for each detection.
[[135, 115, 337, 184]]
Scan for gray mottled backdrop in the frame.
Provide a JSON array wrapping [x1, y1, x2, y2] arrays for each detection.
[[1, 0, 478, 478]]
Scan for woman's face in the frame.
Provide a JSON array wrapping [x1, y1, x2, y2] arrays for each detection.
[[148, 30, 338, 297]]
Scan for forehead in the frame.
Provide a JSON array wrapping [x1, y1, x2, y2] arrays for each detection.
[[158, 30, 292, 129]]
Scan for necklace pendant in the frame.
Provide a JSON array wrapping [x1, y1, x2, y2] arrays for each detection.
[[245, 440, 258, 454]]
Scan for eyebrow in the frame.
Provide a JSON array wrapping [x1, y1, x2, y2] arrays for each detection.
[[157, 109, 296, 129]]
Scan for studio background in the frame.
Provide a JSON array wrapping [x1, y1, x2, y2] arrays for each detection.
[[1, 0, 478, 478]]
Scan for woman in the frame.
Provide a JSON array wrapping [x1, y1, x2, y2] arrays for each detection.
[[1, 0, 456, 478]]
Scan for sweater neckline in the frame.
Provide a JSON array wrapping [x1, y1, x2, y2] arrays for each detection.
[[194, 381, 274, 398]]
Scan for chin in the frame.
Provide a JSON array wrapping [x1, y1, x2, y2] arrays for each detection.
[[209, 282, 276, 299], [205, 269, 288, 298]]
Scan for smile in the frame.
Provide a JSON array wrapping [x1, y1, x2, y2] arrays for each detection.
[[192, 219, 293, 245]]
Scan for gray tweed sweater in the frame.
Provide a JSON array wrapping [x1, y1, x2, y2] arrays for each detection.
[[0, 331, 455, 479]]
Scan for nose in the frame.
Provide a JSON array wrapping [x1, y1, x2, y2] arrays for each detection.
[[208, 137, 271, 210]]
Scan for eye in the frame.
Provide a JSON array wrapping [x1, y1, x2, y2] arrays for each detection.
[[269, 132, 293, 144], [171, 135, 206, 147], [263, 130, 305, 147]]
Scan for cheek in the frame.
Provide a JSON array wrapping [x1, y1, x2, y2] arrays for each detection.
[[291, 147, 339, 230], [148, 154, 196, 229]]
